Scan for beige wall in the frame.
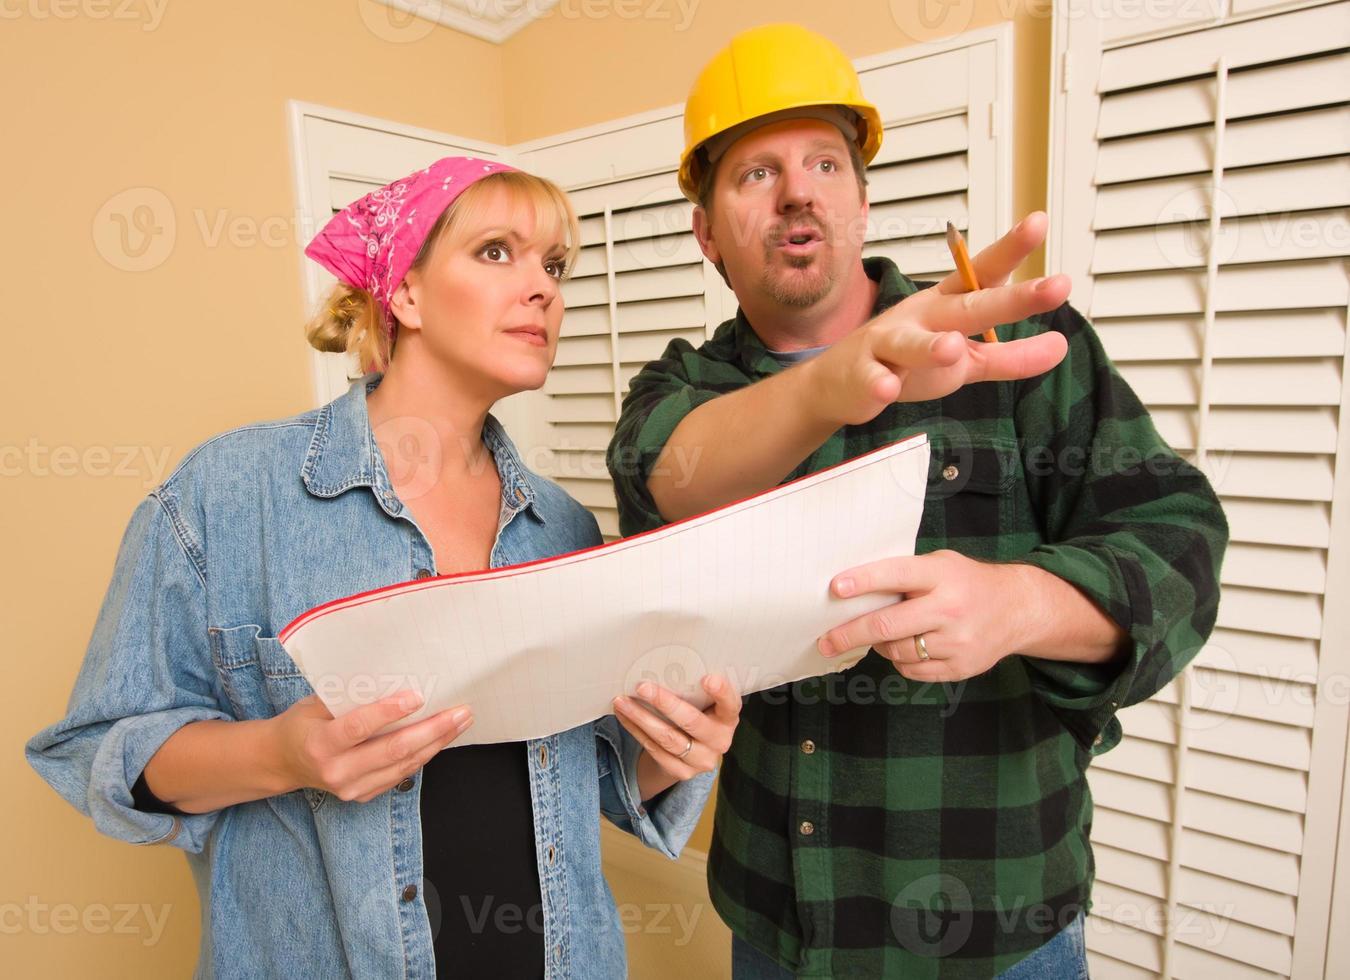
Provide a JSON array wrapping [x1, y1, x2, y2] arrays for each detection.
[[3, 3, 501, 974], [5, 1, 1046, 974]]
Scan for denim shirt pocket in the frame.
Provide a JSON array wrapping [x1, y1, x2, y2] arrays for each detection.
[[209, 623, 327, 812]]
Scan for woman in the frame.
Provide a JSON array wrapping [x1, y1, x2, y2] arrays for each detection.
[[27, 157, 740, 978]]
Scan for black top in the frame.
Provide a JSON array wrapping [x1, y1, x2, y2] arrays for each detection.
[[419, 741, 545, 978], [132, 742, 544, 978]]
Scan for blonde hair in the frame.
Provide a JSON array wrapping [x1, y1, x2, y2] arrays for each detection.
[[305, 170, 581, 376]]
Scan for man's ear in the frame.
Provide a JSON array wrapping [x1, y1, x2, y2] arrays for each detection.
[[388, 272, 422, 332], [692, 205, 722, 267]]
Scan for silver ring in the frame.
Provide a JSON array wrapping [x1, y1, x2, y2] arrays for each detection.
[[677, 736, 694, 759], [915, 633, 930, 662]]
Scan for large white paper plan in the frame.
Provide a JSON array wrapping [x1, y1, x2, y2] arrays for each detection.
[[278, 432, 930, 745]]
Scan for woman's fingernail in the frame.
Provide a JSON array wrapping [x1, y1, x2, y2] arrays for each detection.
[[613, 696, 628, 712], [400, 693, 422, 711], [818, 637, 834, 658], [835, 577, 854, 597], [637, 682, 655, 699], [449, 707, 471, 726]]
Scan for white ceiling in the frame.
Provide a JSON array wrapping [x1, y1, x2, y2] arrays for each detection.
[[370, 0, 559, 44]]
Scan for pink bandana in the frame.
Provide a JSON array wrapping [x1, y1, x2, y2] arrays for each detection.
[[304, 155, 518, 338]]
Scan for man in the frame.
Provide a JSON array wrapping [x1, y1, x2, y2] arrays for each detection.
[[607, 23, 1228, 980]]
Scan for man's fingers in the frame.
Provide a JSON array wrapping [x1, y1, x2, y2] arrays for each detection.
[[326, 690, 425, 751], [935, 212, 1048, 295], [868, 322, 965, 372], [930, 275, 1072, 339], [819, 597, 939, 659], [831, 555, 940, 599], [895, 659, 964, 684], [969, 332, 1069, 383]]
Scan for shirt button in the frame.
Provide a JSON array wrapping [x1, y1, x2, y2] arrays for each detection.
[[942, 465, 959, 481], [400, 884, 418, 902], [547, 845, 556, 865], [1093, 734, 1104, 747], [799, 821, 815, 836], [538, 745, 549, 767], [396, 777, 415, 792], [415, 568, 433, 580], [800, 739, 816, 755], [554, 945, 563, 962], [515, 487, 527, 504]]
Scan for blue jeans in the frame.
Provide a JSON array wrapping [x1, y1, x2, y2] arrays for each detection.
[[731, 912, 1089, 979]]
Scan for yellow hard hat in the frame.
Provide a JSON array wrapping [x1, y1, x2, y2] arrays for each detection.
[[679, 23, 883, 201]]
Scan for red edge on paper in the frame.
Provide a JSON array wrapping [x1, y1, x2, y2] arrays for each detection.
[[278, 431, 929, 644]]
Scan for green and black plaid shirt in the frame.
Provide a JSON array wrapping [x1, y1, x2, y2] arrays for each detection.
[[607, 257, 1228, 977]]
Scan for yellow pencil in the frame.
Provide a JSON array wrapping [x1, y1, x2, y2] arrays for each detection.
[[945, 221, 999, 344]]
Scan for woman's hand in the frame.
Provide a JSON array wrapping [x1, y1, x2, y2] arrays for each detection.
[[272, 691, 473, 803], [612, 675, 742, 802]]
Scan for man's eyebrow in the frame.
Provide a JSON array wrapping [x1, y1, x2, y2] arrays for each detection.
[[724, 151, 778, 172], [806, 138, 846, 153]]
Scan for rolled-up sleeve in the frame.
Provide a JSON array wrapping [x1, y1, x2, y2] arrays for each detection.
[[26, 491, 232, 852], [593, 714, 715, 860], [1008, 302, 1230, 754]]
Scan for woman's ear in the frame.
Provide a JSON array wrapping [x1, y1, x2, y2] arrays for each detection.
[[388, 273, 422, 332]]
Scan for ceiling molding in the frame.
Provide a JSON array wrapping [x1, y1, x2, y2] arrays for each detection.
[[371, 0, 559, 45]]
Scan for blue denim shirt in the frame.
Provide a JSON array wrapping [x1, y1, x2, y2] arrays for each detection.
[[27, 372, 714, 979]]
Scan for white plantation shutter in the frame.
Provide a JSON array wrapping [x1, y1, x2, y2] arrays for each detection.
[[514, 25, 1013, 538], [290, 104, 510, 405], [516, 115, 711, 538], [856, 34, 1010, 280], [1047, 2, 1350, 977]]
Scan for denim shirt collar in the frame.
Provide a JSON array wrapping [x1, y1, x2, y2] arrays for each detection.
[[299, 371, 545, 524]]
